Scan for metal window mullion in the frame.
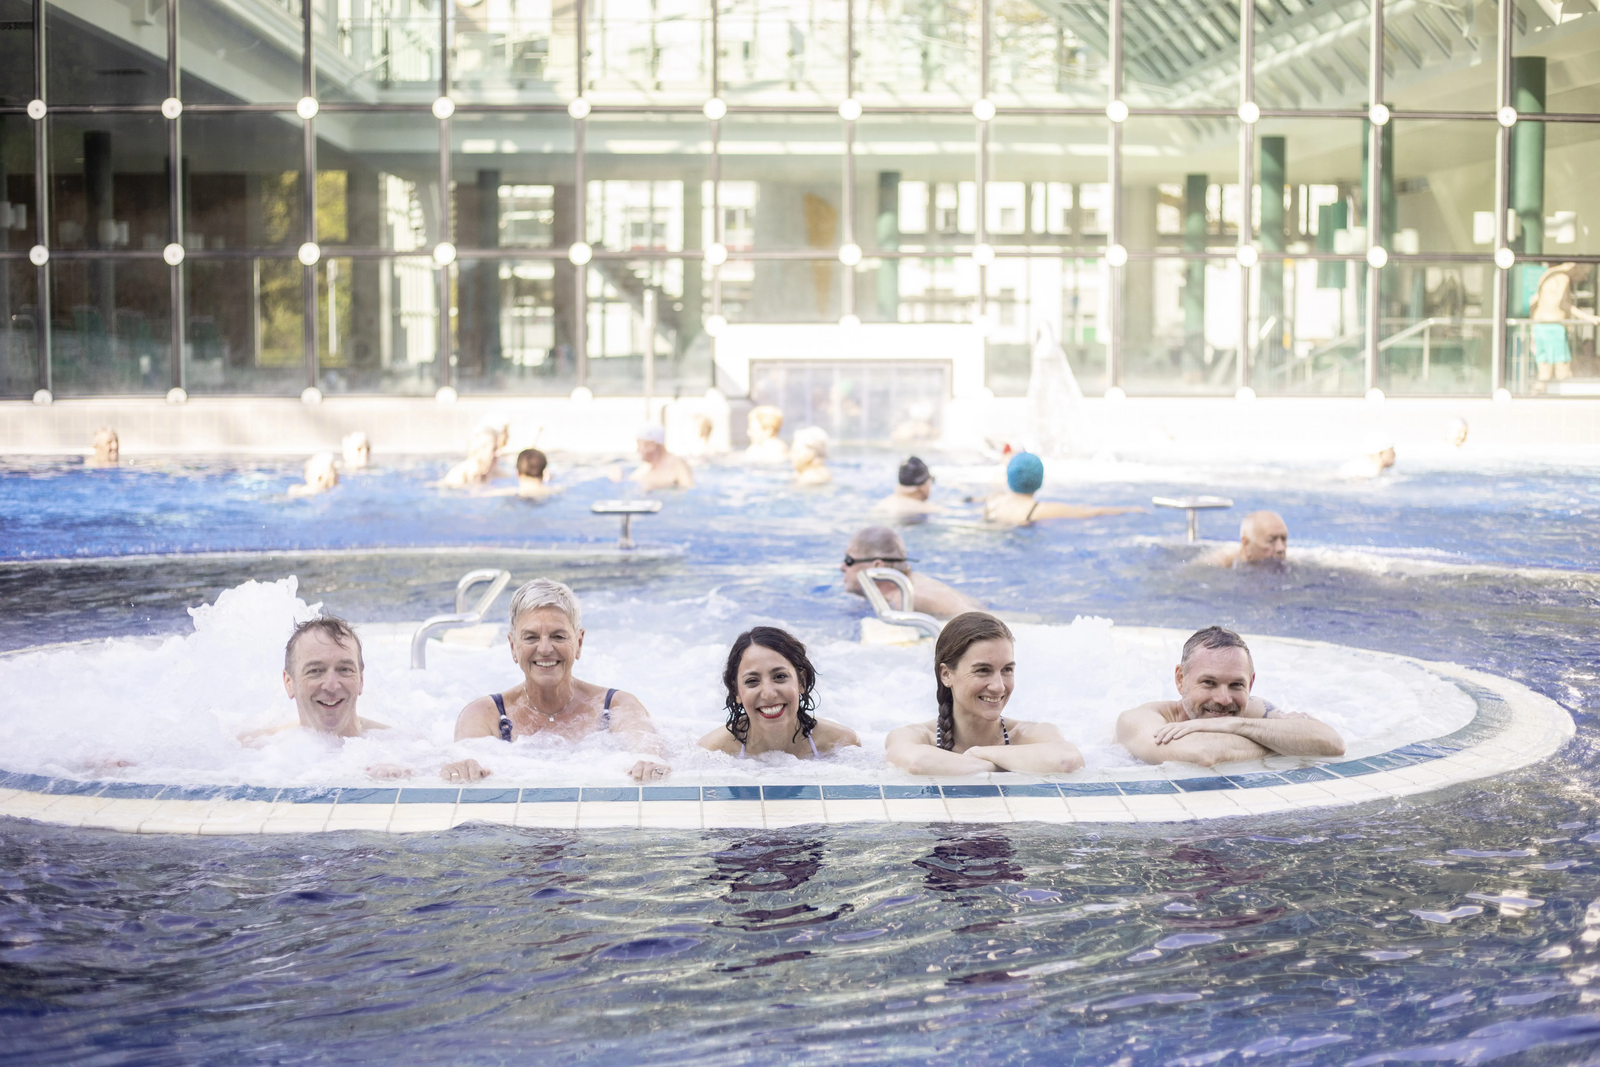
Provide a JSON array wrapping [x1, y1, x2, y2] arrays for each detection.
[[1490, 0, 1512, 394], [842, 117, 854, 320], [31, 0, 48, 394], [438, 0, 453, 392], [302, 0, 317, 391], [1363, 0, 1385, 393], [1106, 0, 1123, 390], [1238, 0, 1254, 392], [168, 0, 184, 390], [976, 0, 989, 329], [574, 113, 586, 387], [708, 0, 721, 324]]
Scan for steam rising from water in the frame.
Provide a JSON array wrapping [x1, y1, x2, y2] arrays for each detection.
[[0, 578, 1474, 788]]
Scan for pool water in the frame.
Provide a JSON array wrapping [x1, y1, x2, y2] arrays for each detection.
[[3, 449, 1600, 1064]]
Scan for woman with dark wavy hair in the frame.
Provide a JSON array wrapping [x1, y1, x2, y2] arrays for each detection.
[[698, 626, 860, 759], [886, 611, 1083, 775]]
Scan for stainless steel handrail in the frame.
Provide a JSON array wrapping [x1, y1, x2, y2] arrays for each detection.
[[859, 567, 942, 638], [1152, 495, 1233, 543], [411, 568, 512, 669]]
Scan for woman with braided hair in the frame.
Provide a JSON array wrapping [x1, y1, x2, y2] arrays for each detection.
[[886, 612, 1084, 776], [699, 626, 860, 759]]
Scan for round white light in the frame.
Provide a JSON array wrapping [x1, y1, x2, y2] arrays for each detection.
[[704, 313, 728, 337], [298, 242, 321, 266], [436, 386, 459, 404], [25, 99, 45, 120], [972, 99, 996, 122], [1236, 244, 1259, 268], [972, 242, 995, 267], [301, 386, 323, 405], [1494, 246, 1516, 270], [1105, 100, 1129, 123], [704, 242, 728, 267], [161, 97, 183, 120], [1365, 387, 1386, 403], [296, 96, 319, 120], [31, 388, 51, 405], [1238, 101, 1260, 124], [1104, 386, 1127, 402], [165, 387, 188, 405], [432, 96, 456, 119], [1236, 386, 1257, 402], [838, 242, 863, 267], [702, 97, 727, 121], [1497, 106, 1518, 128], [1368, 103, 1390, 126], [1105, 243, 1128, 267], [28, 245, 47, 266], [839, 313, 861, 328], [568, 97, 592, 119], [568, 241, 593, 266], [1367, 245, 1388, 269], [433, 241, 456, 266], [1493, 387, 1512, 404], [162, 243, 184, 266], [838, 98, 862, 122], [570, 386, 593, 403]]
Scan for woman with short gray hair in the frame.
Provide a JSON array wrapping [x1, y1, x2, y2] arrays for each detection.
[[442, 578, 671, 783]]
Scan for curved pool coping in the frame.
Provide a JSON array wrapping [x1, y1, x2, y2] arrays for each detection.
[[0, 633, 1575, 833]]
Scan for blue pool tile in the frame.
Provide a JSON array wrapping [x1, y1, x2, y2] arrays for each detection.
[[1116, 780, 1180, 795], [822, 785, 883, 800], [882, 785, 942, 800], [97, 783, 168, 800], [1058, 782, 1122, 796], [337, 788, 399, 805], [161, 785, 230, 801], [1393, 742, 1451, 760], [1359, 752, 1421, 771], [1276, 766, 1339, 783], [1323, 759, 1381, 777], [1223, 773, 1286, 789], [942, 785, 1002, 799], [999, 784, 1062, 798], [702, 785, 762, 802], [0, 771, 27, 789], [398, 788, 461, 805], [12, 773, 53, 793], [43, 779, 107, 796], [581, 787, 641, 803], [1173, 777, 1238, 792], [642, 786, 701, 802], [224, 785, 282, 803], [287, 788, 340, 804], [762, 785, 820, 801], [514, 788, 576, 803]]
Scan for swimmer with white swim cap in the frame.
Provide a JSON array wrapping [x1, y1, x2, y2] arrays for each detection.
[[745, 405, 790, 463], [698, 627, 859, 759], [791, 426, 832, 486], [886, 612, 1084, 775], [288, 452, 339, 497], [443, 579, 671, 783], [342, 432, 371, 470], [841, 526, 982, 619], [1116, 626, 1344, 768], [1203, 510, 1289, 567], [242, 618, 411, 777], [631, 424, 695, 490], [982, 451, 1142, 526]]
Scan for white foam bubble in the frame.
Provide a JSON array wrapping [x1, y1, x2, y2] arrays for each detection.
[[0, 581, 1475, 787]]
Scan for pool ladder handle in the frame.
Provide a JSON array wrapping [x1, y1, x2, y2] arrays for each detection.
[[1151, 495, 1234, 543], [860, 567, 943, 638], [591, 500, 663, 549], [410, 568, 513, 669]]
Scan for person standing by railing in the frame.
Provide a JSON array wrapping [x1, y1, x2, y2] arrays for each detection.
[[1529, 263, 1600, 393]]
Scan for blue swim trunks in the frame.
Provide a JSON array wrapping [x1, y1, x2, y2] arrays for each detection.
[[1533, 323, 1571, 365]]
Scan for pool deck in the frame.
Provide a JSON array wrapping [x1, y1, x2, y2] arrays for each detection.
[[0, 650, 1573, 834]]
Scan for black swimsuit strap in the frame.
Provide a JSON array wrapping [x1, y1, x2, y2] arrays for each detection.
[[492, 693, 512, 742], [939, 717, 1011, 749]]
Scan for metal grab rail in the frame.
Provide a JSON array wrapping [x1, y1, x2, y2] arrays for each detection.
[[859, 567, 942, 638], [411, 569, 512, 669]]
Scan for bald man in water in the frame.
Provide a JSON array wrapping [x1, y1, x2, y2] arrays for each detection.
[[840, 526, 982, 619], [1204, 510, 1289, 567]]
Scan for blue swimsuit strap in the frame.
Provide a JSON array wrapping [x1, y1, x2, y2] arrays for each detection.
[[495, 688, 617, 741]]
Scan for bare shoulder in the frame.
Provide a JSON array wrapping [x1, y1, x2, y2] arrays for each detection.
[[886, 720, 937, 748], [238, 721, 297, 747], [455, 696, 501, 739], [599, 687, 649, 715], [1004, 719, 1067, 745], [812, 718, 861, 752], [1116, 701, 1176, 733], [698, 725, 739, 753], [357, 716, 393, 733]]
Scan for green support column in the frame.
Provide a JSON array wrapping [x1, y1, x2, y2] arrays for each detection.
[[1510, 57, 1546, 316], [1259, 136, 1286, 382], [1183, 173, 1206, 380], [876, 171, 900, 322], [1360, 115, 1395, 320]]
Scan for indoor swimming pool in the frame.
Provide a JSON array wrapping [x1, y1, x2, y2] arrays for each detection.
[[2, 448, 1599, 1064]]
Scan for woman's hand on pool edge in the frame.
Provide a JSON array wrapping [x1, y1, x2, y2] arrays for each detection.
[[442, 758, 492, 782], [628, 760, 672, 782]]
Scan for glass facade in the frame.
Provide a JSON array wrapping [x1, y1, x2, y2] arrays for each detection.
[[4, 0, 1599, 398]]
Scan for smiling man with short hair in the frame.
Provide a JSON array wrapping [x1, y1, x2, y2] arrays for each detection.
[[242, 617, 393, 743], [1116, 626, 1344, 767]]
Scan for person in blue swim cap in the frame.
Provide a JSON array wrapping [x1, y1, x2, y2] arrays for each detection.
[[982, 451, 1142, 527]]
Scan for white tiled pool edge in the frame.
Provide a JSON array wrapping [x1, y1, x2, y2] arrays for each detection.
[[0, 653, 1572, 834]]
